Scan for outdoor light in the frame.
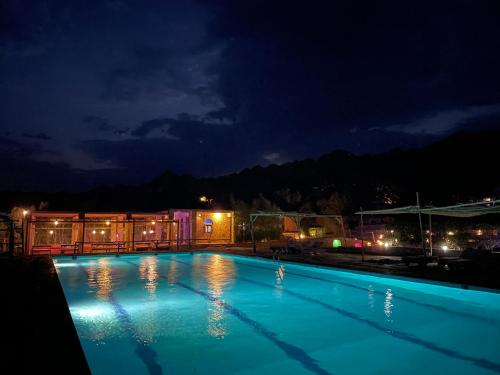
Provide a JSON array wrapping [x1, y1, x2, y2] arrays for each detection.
[[299, 233, 306, 239], [49, 230, 54, 235], [441, 245, 449, 251], [92, 230, 96, 234], [332, 239, 342, 248], [384, 242, 390, 248], [149, 230, 154, 234], [100, 230, 105, 235], [151, 221, 156, 225], [199, 196, 208, 202], [226, 213, 231, 218], [379, 234, 383, 239], [390, 230, 394, 234], [106, 221, 110, 225], [22, 209, 29, 217], [477, 229, 483, 236], [54, 220, 59, 225], [214, 212, 222, 220], [143, 230, 147, 235], [447, 231, 454, 236]]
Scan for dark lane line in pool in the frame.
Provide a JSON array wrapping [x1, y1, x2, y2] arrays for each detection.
[[237, 276, 500, 374], [229, 258, 499, 325], [172, 257, 500, 373], [120, 258, 332, 375], [75, 264, 164, 375]]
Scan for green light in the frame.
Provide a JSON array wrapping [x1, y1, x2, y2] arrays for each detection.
[[332, 239, 342, 248]]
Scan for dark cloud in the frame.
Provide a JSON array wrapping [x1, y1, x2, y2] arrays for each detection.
[[131, 113, 230, 138], [22, 132, 52, 141], [199, 0, 500, 134], [83, 115, 129, 135], [1, 0, 500, 190], [0, 137, 140, 191], [101, 43, 218, 101]]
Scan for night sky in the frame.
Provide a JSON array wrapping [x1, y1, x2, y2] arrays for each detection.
[[1, 0, 500, 191]]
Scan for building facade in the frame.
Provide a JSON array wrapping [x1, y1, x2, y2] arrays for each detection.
[[26, 209, 234, 255]]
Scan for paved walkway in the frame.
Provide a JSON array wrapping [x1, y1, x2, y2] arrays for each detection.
[[0, 255, 90, 374], [216, 246, 500, 290]]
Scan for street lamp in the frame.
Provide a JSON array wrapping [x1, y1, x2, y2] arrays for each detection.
[[21, 209, 29, 255], [199, 195, 214, 207]]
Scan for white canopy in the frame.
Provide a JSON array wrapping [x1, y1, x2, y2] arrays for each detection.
[[356, 200, 500, 217]]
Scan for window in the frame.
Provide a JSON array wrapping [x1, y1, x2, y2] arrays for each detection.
[[34, 220, 73, 245], [203, 218, 213, 233]]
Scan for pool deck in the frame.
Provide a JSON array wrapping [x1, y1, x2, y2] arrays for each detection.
[[1, 248, 499, 374], [0, 254, 91, 374], [220, 247, 500, 291]]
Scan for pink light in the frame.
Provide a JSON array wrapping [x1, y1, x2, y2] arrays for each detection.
[[354, 241, 362, 248]]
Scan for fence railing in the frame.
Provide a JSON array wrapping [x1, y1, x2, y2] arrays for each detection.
[[29, 237, 233, 256]]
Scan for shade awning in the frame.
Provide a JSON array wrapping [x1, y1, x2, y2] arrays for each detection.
[[356, 200, 500, 218]]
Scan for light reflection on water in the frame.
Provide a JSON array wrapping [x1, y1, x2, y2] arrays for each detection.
[[139, 256, 159, 296], [82, 258, 115, 343], [87, 258, 113, 300], [206, 255, 235, 339], [384, 288, 394, 323], [274, 265, 286, 297], [367, 285, 375, 310], [167, 257, 178, 285]]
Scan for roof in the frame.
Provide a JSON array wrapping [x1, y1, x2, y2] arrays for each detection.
[[356, 200, 500, 218]]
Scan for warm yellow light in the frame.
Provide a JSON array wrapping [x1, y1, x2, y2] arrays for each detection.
[[100, 230, 105, 235], [299, 233, 306, 239], [447, 231, 454, 236], [142, 230, 147, 235], [367, 241, 372, 246], [22, 210, 29, 217], [92, 230, 96, 234], [49, 230, 54, 235], [379, 234, 383, 239], [199, 196, 208, 202], [149, 230, 154, 234], [151, 221, 156, 225], [384, 242, 390, 248], [226, 213, 231, 218], [106, 221, 110, 225], [477, 229, 483, 236], [390, 230, 394, 234], [213, 212, 222, 220], [54, 220, 59, 226]]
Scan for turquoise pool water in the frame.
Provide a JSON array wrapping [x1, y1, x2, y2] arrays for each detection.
[[55, 253, 500, 375]]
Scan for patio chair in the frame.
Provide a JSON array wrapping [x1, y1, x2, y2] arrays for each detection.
[[438, 248, 488, 271], [402, 255, 438, 267]]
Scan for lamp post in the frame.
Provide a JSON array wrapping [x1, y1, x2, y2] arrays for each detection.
[[199, 196, 214, 208], [21, 210, 29, 255]]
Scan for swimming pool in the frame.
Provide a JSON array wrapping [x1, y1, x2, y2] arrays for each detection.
[[55, 253, 500, 375]]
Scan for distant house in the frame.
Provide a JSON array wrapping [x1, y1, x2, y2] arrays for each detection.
[[26, 209, 234, 255]]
